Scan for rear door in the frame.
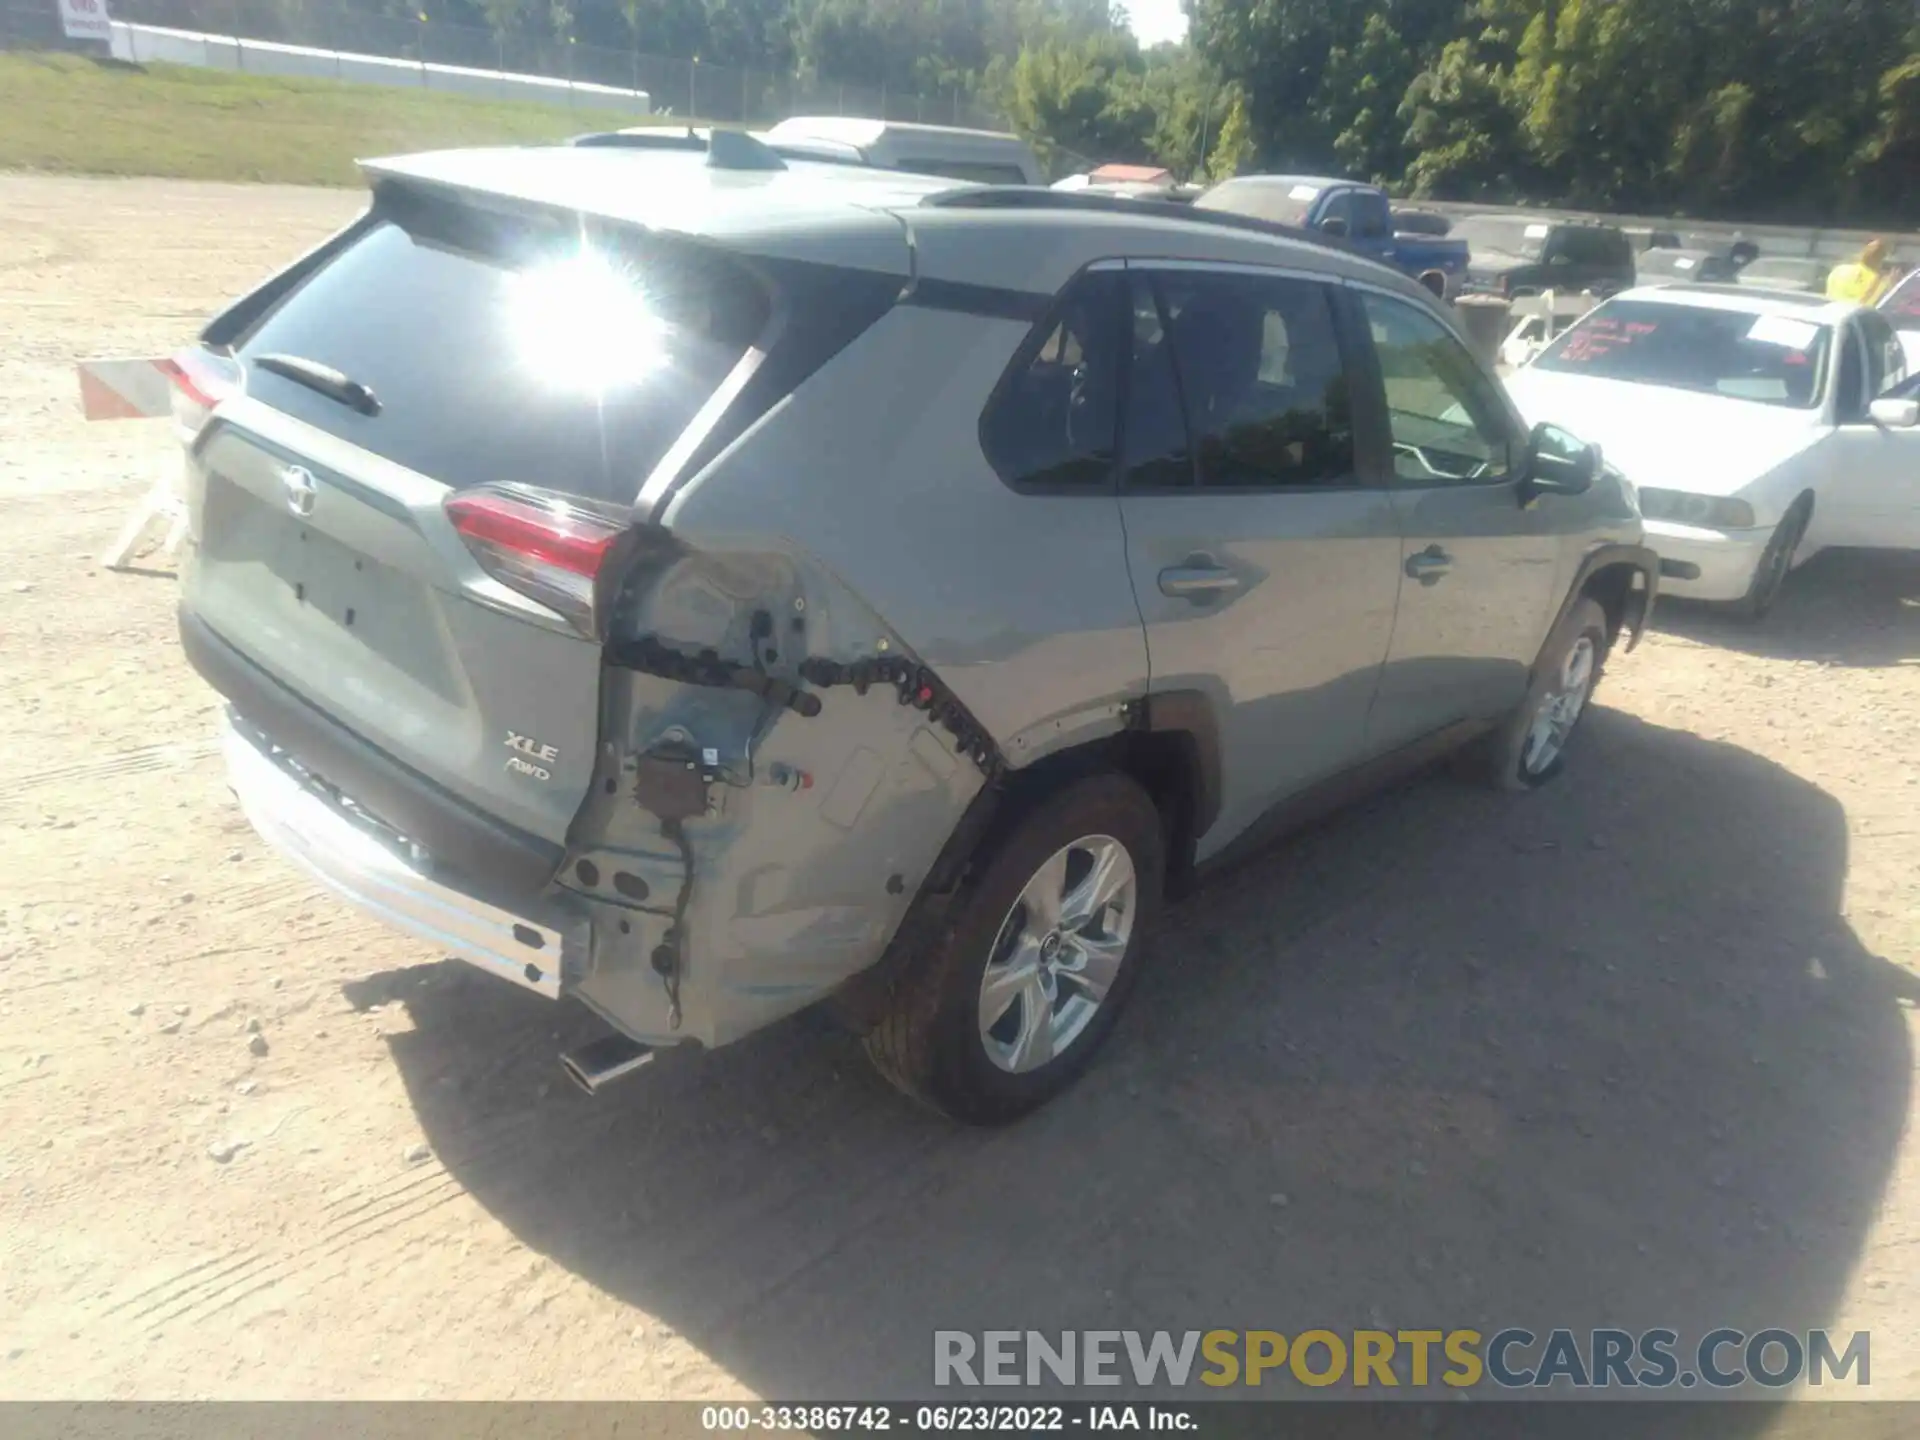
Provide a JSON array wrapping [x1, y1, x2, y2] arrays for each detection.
[[1116, 262, 1401, 860], [182, 188, 770, 850], [1351, 286, 1565, 750]]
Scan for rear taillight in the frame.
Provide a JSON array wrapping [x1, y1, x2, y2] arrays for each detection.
[[161, 347, 241, 438], [445, 484, 628, 638]]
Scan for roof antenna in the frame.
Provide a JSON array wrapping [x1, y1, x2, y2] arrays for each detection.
[[706, 129, 787, 172]]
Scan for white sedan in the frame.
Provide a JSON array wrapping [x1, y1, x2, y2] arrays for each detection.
[[1505, 284, 1920, 618]]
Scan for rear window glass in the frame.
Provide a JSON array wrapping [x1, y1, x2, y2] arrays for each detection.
[[1195, 180, 1323, 229], [236, 195, 768, 504], [1535, 300, 1831, 408], [1453, 217, 1546, 260]]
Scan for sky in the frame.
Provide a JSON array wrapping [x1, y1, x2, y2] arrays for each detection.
[[1125, 0, 1190, 48]]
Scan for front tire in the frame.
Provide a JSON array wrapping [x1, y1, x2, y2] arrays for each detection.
[[1476, 596, 1611, 791], [864, 774, 1165, 1124], [1725, 497, 1809, 622]]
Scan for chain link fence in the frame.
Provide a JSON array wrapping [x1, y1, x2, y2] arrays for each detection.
[[2, 0, 1005, 129]]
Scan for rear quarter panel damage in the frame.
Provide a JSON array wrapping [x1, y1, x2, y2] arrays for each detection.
[[561, 301, 1152, 1048]]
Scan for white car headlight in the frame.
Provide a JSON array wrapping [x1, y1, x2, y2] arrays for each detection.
[[1637, 487, 1757, 530]]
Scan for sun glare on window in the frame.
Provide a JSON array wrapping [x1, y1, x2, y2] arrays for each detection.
[[508, 249, 668, 393]]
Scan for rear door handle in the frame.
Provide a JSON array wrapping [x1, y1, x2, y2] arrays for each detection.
[[1158, 565, 1241, 600], [1404, 545, 1452, 583]]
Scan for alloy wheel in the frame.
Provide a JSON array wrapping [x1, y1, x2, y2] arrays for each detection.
[[1521, 635, 1597, 777], [977, 836, 1137, 1074]]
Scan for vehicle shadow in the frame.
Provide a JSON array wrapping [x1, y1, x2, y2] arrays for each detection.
[[1657, 548, 1920, 666], [362, 709, 1915, 1404]]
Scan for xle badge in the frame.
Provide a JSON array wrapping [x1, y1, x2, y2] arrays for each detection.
[[505, 731, 558, 782]]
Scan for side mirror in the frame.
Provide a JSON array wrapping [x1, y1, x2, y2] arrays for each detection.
[[1521, 421, 1598, 501], [1868, 396, 1920, 428], [1318, 216, 1349, 238]]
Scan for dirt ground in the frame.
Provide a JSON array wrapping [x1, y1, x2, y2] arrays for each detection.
[[3, 173, 1920, 1407]]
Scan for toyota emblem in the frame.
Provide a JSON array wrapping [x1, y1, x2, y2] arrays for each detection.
[[281, 464, 318, 518]]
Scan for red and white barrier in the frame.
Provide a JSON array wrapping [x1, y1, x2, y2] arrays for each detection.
[[79, 355, 175, 422], [78, 356, 188, 571]]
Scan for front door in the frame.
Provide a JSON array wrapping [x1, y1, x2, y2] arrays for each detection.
[[1115, 263, 1402, 861], [1351, 288, 1566, 753], [1816, 314, 1920, 550]]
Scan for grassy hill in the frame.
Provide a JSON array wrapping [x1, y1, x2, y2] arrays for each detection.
[[0, 51, 672, 186]]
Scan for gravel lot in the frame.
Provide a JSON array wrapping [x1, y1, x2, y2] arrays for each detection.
[[3, 173, 1920, 1406]]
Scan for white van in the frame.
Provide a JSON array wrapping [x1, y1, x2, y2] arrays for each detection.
[[759, 117, 1045, 186]]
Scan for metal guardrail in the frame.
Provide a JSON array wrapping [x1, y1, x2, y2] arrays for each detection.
[[0, 0, 1007, 130], [107, 21, 657, 114], [1417, 198, 1920, 270]]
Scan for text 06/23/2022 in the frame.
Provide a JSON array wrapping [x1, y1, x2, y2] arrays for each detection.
[[699, 1406, 1195, 1432]]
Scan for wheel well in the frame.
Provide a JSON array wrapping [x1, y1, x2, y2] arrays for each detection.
[[832, 728, 1202, 1032], [992, 730, 1204, 890], [1417, 269, 1448, 299], [1582, 562, 1647, 646]]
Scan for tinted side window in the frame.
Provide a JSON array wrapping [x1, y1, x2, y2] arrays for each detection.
[[1360, 292, 1515, 485], [1553, 229, 1600, 266], [1154, 270, 1355, 489], [1884, 269, 1920, 328], [980, 271, 1123, 490], [1350, 192, 1391, 241], [1121, 275, 1194, 488]]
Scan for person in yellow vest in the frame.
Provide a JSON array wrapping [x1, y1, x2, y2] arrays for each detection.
[[1827, 238, 1897, 305]]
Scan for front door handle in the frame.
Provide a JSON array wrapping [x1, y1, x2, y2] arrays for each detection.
[[1404, 545, 1452, 584], [1158, 565, 1241, 600]]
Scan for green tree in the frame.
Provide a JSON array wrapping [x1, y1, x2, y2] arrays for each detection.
[[998, 32, 1156, 168], [1205, 90, 1255, 178]]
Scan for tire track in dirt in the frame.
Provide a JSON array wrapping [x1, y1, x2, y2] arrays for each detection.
[[8, 740, 219, 797], [92, 1109, 570, 1335]]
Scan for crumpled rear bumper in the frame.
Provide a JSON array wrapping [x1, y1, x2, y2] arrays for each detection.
[[221, 710, 583, 999]]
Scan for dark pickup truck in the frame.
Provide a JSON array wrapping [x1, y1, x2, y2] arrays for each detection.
[[1453, 215, 1637, 299], [1195, 175, 1470, 297]]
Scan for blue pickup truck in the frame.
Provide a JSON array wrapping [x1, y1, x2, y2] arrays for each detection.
[[1193, 175, 1471, 298]]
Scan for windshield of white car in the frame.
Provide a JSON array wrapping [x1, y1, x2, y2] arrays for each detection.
[[1533, 300, 1832, 409], [1882, 269, 1920, 331], [1455, 217, 1545, 260]]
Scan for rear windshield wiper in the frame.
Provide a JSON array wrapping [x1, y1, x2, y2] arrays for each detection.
[[253, 353, 382, 417]]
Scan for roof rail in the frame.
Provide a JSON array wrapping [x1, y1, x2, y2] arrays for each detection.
[[568, 126, 789, 172], [919, 185, 1359, 259]]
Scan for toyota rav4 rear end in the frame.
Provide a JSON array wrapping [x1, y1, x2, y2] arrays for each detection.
[[175, 142, 1030, 1073]]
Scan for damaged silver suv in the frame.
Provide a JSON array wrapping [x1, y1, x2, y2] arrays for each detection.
[[174, 132, 1656, 1123]]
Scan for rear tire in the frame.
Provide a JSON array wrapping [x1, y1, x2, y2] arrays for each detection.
[[1724, 497, 1809, 622], [864, 773, 1164, 1124], [1474, 596, 1611, 791]]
